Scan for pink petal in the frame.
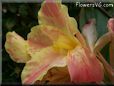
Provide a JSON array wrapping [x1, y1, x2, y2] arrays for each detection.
[[5, 32, 30, 63], [67, 46, 104, 83], [27, 25, 53, 53], [38, 0, 79, 35], [107, 18, 114, 32], [82, 19, 98, 51], [21, 47, 66, 84]]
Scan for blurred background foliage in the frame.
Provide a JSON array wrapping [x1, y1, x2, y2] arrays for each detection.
[[2, 1, 114, 84]]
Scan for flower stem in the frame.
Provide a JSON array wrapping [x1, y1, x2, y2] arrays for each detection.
[[97, 52, 114, 83]]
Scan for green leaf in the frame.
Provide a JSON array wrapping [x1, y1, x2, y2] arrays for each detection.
[[107, 7, 114, 17], [5, 17, 16, 30], [18, 4, 28, 17], [8, 4, 18, 13]]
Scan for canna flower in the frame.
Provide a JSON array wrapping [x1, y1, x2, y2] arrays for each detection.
[[5, 0, 104, 84]]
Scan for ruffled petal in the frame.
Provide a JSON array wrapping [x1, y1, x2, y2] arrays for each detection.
[[67, 46, 104, 83], [27, 25, 78, 53], [21, 46, 66, 84], [38, 0, 78, 35], [27, 25, 53, 53], [5, 32, 30, 63], [82, 19, 98, 51]]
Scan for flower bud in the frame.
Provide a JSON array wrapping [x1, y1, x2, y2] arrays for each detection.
[[107, 18, 114, 32]]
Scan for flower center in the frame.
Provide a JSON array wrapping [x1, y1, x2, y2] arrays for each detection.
[[53, 35, 80, 52]]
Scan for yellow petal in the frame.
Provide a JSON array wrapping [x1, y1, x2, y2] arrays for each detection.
[[21, 46, 66, 84], [38, 0, 79, 35], [27, 25, 79, 53], [27, 25, 53, 53], [5, 32, 30, 63]]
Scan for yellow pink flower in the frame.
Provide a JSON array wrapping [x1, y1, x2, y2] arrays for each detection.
[[5, 0, 104, 84]]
